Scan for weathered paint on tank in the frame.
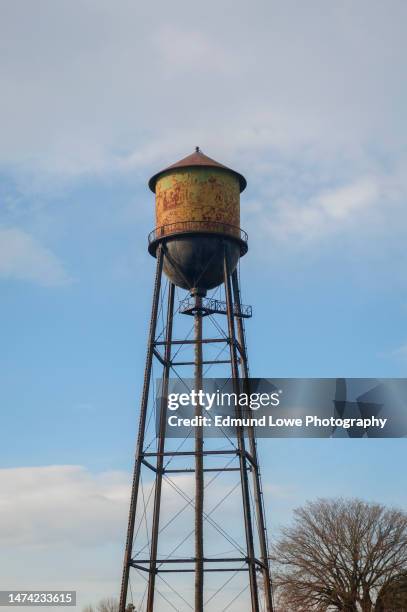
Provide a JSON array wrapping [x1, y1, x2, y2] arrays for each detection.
[[155, 168, 240, 238]]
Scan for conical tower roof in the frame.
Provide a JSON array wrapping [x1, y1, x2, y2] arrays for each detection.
[[148, 147, 247, 193]]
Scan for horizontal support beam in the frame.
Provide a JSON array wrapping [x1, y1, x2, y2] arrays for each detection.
[[143, 450, 239, 458], [133, 557, 248, 564], [154, 338, 227, 346], [171, 359, 232, 366], [132, 557, 267, 570], [164, 467, 243, 474], [153, 356, 234, 367], [131, 563, 248, 573], [140, 464, 245, 475], [131, 556, 267, 572], [151, 567, 248, 573], [141, 451, 256, 472]]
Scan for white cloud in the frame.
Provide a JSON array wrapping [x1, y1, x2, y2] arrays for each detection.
[[0, 465, 247, 552], [3, 0, 405, 276], [153, 25, 239, 77], [0, 0, 406, 178], [245, 176, 382, 250], [1, 0, 407, 276], [0, 466, 130, 609], [0, 465, 128, 547], [0, 465, 258, 611], [0, 227, 71, 286], [316, 179, 379, 220]]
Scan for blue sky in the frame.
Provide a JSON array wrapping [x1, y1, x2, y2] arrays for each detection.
[[1, 1, 407, 609]]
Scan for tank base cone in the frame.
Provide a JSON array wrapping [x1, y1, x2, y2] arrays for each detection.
[[150, 233, 242, 292]]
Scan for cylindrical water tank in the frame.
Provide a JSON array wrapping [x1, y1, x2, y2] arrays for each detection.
[[148, 148, 247, 294]]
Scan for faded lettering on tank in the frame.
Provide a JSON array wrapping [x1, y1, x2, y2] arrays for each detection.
[[155, 169, 240, 238]]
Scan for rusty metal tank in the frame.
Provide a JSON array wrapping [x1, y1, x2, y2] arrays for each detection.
[[148, 148, 247, 294]]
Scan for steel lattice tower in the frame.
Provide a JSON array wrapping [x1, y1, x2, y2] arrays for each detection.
[[119, 149, 274, 612]]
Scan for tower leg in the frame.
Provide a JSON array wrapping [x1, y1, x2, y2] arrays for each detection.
[[120, 241, 272, 611], [232, 270, 274, 612], [223, 249, 260, 612], [119, 245, 164, 612], [194, 294, 204, 612], [146, 280, 175, 611]]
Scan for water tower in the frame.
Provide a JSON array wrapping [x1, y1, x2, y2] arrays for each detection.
[[119, 149, 274, 612]]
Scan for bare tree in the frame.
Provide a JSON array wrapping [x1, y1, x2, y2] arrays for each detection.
[[82, 599, 117, 612], [376, 572, 407, 611], [97, 599, 119, 612], [271, 498, 407, 612]]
